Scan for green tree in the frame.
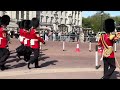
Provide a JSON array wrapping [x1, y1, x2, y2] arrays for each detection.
[[82, 12, 110, 33]]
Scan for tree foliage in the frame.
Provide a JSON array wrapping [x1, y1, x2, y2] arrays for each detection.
[[82, 12, 114, 33]]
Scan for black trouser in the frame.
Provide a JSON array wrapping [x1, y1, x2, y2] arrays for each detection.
[[29, 48, 39, 67], [103, 58, 116, 79], [16, 44, 26, 56], [24, 46, 32, 62], [0, 48, 10, 67]]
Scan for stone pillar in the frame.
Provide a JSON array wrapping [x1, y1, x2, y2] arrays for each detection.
[[19, 11, 21, 20], [0, 11, 3, 16], [24, 11, 26, 19]]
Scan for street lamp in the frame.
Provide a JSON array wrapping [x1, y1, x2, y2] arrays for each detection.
[[100, 11, 104, 32]]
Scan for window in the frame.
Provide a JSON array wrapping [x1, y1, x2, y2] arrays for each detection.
[[21, 11, 24, 19], [74, 19, 76, 25], [60, 18, 63, 24], [16, 11, 19, 20], [72, 11, 74, 17], [46, 16, 49, 23], [65, 18, 67, 24], [75, 11, 77, 18], [41, 15, 44, 22], [26, 11, 29, 19], [61, 11, 63, 15], [51, 11, 53, 14], [65, 11, 67, 17], [78, 20, 79, 25], [40, 11, 43, 13], [36, 11, 40, 19]]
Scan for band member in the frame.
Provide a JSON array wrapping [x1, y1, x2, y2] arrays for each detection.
[[23, 20, 32, 62], [28, 18, 45, 69], [0, 15, 10, 71], [16, 20, 26, 60], [98, 18, 118, 79]]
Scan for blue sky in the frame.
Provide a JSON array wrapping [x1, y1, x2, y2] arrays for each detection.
[[82, 11, 120, 17]]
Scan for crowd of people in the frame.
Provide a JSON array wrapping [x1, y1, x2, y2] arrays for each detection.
[[0, 15, 45, 71], [39, 30, 80, 42]]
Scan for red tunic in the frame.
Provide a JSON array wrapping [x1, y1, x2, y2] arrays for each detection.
[[24, 30, 30, 47], [0, 27, 8, 48], [19, 29, 25, 44], [98, 34, 115, 58], [30, 28, 45, 49]]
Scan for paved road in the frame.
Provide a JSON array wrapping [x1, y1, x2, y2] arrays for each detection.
[[0, 38, 120, 79]]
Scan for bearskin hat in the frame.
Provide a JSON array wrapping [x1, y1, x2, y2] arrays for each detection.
[[31, 18, 39, 28], [24, 20, 32, 30], [0, 17, 2, 26], [103, 18, 115, 33], [19, 20, 26, 29], [1, 15, 10, 26]]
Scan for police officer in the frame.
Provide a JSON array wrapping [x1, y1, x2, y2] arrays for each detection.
[[28, 18, 45, 69], [0, 15, 10, 71], [23, 20, 32, 62]]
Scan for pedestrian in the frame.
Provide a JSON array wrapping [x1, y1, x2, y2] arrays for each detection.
[[53, 32, 56, 41], [16, 20, 26, 61], [28, 18, 45, 69], [0, 15, 10, 71], [98, 18, 119, 79], [23, 20, 32, 62]]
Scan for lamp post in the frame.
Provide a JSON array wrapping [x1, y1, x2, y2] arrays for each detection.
[[100, 11, 104, 32]]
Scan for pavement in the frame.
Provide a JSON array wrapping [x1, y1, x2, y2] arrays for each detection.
[[0, 38, 120, 79]]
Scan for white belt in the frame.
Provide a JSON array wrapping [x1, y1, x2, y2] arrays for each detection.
[[30, 39, 38, 45], [31, 39, 38, 41], [0, 37, 3, 45], [19, 36, 25, 42], [24, 38, 29, 44]]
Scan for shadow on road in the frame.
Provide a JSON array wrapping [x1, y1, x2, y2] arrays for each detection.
[[10, 50, 16, 54], [39, 60, 58, 68], [10, 62, 27, 69], [110, 71, 120, 79], [41, 49, 48, 51], [6, 58, 18, 63], [38, 56, 50, 61]]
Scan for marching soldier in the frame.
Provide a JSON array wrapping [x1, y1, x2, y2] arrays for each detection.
[[16, 20, 26, 61], [0, 15, 10, 71], [98, 18, 119, 79], [23, 20, 32, 62], [28, 18, 45, 69]]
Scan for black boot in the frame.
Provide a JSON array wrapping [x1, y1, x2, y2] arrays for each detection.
[[35, 60, 40, 68], [27, 62, 31, 69], [35, 65, 41, 68], [0, 65, 10, 71], [16, 54, 21, 62]]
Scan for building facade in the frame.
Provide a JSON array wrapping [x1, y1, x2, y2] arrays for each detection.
[[0, 11, 82, 32]]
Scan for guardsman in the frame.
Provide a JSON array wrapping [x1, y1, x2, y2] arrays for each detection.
[[23, 20, 32, 62], [16, 20, 26, 61], [28, 18, 45, 69], [98, 18, 118, 79], [0, 15, 10, 71]]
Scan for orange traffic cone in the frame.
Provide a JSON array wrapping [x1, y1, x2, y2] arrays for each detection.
[[76, 42, 80, 52]]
